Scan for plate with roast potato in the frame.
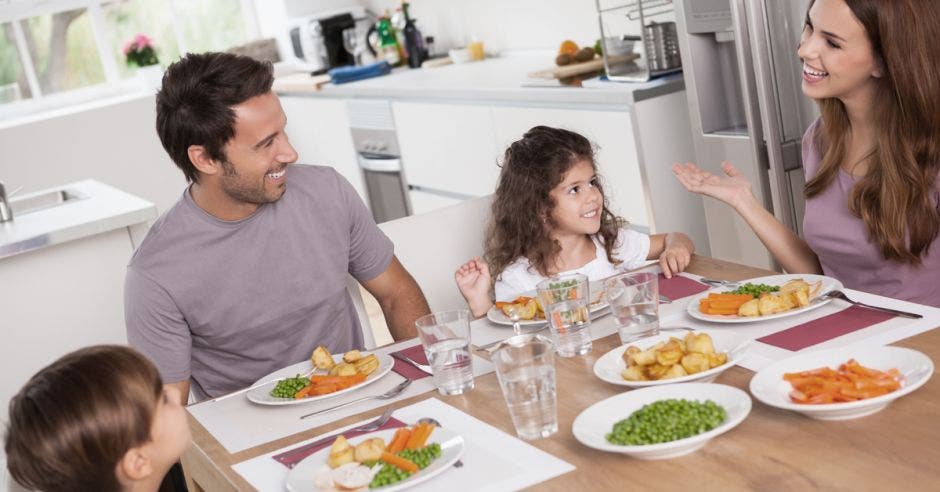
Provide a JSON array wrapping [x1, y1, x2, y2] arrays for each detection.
[[686, 274, 843, 324]]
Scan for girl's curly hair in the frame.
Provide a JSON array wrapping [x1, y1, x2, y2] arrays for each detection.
[[484, 126, 624, 279]]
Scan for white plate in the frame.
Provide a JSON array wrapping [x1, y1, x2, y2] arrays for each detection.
[[486, 282, 608, 327], [246, 353, 394, 406], [572, 382, 751, 460], [749, 345, 933, 420], [285, 426, 465, 492], [686, 274, 843, 324], [593, 331, 749, 388]]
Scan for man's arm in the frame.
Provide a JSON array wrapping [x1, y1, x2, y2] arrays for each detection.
[[166, 380, 191, 406], [361, 256, 430, 341]]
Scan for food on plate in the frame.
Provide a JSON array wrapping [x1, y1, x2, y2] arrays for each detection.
[[312, 346, 336, 370], [315, 424, 442, 490], [784, 359, 902, 404], [620, 332, 728, 381], [698, 279, 822, 317], [271, 348, 381, 399], [494, 296, 543, 320], [606, 399, 727, 445]]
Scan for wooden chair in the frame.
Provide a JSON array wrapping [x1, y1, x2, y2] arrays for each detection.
[[348, 195, 493, 347]]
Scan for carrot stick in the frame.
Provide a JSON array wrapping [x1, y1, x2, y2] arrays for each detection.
[[380, 451, 419, 473], [293, 385, 314, 399], [413, 424, 434, 448], [387, 428, 411, 454], [404, 424, 428, 449], [308, 374, 367, 385]]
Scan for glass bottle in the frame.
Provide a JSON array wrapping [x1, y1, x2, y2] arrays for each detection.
[[376, 14, 401, 66], [401, 2, 425, 68]]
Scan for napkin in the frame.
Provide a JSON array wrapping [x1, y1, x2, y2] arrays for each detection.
[[390, 344, 432, 381], [658, 274, 710, 301], [272, 417, 406, 468], [757, 305, 896, 351]]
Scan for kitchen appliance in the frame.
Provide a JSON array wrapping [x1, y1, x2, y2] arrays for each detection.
[[347, 100, 411, 223], [595, 0, 683, 82], [288, 9, 372, 73], [673, 0, 816, 269]]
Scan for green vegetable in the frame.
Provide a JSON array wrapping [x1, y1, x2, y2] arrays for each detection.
[[606, 399, 727, 446], [369, 443, 442, 488], [269, 375, 309, 398], [724, 282, 780, 298], [594, 39, 603, 55]]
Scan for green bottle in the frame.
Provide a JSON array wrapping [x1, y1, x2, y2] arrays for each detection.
[[376, 15, 401, 66]]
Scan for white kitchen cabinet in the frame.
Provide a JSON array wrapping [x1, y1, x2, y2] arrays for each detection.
[[392, 102, 502, 197], [490, 107, 649, 228], [279, 96, 367, 202], [408, 188, 466, 215]]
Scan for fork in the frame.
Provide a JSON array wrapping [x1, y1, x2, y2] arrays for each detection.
[[280, 407, 394, 467], [300, 379, 412, 419], [819, 290, 923, 319], [698, 277, 740, 288]]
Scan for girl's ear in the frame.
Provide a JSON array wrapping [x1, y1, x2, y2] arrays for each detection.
[[116, 446, 153, 483]]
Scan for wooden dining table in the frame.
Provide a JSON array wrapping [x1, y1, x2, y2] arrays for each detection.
[[181, 255, 940, 491]]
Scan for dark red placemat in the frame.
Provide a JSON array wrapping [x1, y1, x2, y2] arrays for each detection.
[[659, 274, 710, 300], [757, 305, 896, 351], [390, 344, 431, 380]]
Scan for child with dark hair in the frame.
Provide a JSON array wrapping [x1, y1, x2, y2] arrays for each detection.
[[456, 126, 696, 317], [4, 345, 190, 492]]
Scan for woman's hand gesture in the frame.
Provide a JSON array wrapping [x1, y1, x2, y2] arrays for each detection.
[[672, 161, 755, 210]]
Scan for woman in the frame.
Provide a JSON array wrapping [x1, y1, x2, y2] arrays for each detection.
[[673, 0, 940, 307]]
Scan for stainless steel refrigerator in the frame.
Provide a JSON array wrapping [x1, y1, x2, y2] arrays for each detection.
[[673, 0, 817, 270]]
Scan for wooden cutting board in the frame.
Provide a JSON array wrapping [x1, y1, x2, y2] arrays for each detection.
[[272, 72, 333, 92], [528, 53, 640, 80]]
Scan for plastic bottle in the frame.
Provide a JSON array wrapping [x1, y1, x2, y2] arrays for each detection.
[[376, 14, 401, 66]]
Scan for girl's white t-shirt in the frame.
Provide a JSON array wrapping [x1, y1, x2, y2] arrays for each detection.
[[494, 228, 651, 301]]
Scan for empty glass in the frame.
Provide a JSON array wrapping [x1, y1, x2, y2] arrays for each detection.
[[605, 271, 660, 344], [415, 310, 474, 395], [492, 334, 558, 440], [536, 273, 593, 357]]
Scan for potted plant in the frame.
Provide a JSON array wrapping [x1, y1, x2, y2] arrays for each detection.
[[123, 33, 162, 88]]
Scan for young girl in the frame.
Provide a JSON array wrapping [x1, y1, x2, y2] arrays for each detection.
[[456, 126, 695, 318], [5, 345, 191, 492], [673, 0, 940, 307]]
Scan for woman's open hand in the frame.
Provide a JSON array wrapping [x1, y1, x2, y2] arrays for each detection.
[[672, 161, 754, 210]]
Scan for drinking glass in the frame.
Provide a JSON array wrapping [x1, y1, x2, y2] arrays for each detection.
[[492, 334, 558, 440], [415, 309, 474, 395], [536, 273, 593, 357], [604, 271, 660, 344]]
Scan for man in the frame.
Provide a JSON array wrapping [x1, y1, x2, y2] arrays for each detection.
[[125, 52, 430, 403]]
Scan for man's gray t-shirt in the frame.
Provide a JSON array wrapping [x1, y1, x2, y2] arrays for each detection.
[[125, 165, 393, 400]]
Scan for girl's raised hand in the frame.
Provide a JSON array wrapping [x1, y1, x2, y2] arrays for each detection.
[[672, 161, 754, 210], [455, 257, 493, 318]]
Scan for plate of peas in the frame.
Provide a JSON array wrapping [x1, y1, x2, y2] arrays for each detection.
[[285, 426, 464, 491], [572, 382, 751, 459]]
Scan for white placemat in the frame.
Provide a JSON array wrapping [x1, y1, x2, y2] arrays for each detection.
[[187, 340, 493, 453], [231, 397, 575, 491]]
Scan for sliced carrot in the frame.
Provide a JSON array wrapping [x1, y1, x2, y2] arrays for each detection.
[[413, 424, 434, 449], [293, 385, 314, 399], [404, 424, 427, 449], [308, 374, 367, 385], [387, 428, 411, 454], [706, 293, 754, 302], [380, 451, 419, 473]]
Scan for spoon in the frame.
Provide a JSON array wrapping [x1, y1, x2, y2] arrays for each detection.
[[417, 417, 463, 468]]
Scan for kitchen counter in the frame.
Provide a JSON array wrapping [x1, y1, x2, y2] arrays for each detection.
[[275, 52, 684, 109], [0, 180, 156, 259]]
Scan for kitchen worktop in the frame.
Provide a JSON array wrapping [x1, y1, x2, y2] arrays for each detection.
[[275, 52, 684, 108], [0, 180, 156, 259]]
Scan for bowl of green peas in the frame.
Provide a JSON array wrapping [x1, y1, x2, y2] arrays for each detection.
[[572, 382, 751, 459]]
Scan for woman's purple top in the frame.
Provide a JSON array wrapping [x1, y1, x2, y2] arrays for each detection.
[[802, 118, 940, 307]]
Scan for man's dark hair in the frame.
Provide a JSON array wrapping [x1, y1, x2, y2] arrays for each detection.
[[155, 52, 274, 182]]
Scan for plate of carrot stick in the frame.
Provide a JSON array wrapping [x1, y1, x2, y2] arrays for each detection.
[[749, 345, 933, 420], [286, 423, 464, 491], [246, 352, 395, 406], [686, 274, 842, 324]]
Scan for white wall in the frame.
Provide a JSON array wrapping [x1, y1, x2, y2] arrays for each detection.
[[0, 94, 187, 220]]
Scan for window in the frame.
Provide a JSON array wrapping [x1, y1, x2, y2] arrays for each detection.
[[0, 0, 259, 119]]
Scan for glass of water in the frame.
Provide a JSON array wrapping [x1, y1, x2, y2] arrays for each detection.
[[492, 334, 558, 440], [415, 309, 474, 395], [536, 273, 593, 357], [604, 271, 660, 344]]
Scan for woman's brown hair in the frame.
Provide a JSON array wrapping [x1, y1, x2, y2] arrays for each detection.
[[804, 0, 940, 264], [5, 345, 163, 492], [485, 126, 624, 277]]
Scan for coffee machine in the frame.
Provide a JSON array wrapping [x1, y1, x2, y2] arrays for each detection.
[[288, 9, 372, 74]]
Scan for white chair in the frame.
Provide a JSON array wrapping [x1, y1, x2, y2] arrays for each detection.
[[348, 195, 493, 346]]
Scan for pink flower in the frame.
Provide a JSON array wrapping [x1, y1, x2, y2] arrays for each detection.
[[122, 40, 133, 55], [134, 33, 153, 49]]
